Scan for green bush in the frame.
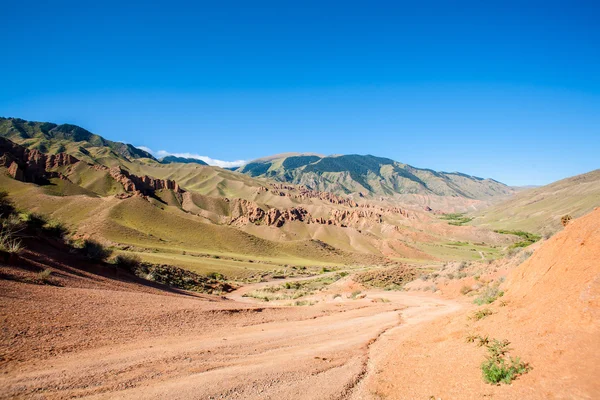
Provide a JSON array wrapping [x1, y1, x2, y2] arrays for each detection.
[[82, 240, 112, 261], [207, 272, 225, 280], [114, 253, 142, 271], [480, 339, 531, 384]]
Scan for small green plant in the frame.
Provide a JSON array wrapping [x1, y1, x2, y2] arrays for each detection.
[[350, 290, 362, 299], [37, 268, 52, 283], [472, 308, 493, 321], [480, 339, 531, 384]]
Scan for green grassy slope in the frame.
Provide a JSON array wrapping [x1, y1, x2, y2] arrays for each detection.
[[471, 169, 600, 234], [0, 117, 155, 165]]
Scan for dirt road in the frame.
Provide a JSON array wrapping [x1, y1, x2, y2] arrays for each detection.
[[0, 276, 461, 399]]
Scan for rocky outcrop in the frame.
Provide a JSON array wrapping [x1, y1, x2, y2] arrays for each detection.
[[106, 166, 183, 195], [265, 207, 310, 227], [265, 183, 359, 207], [1, 136, 184, 198], [0, 137, 76, 183], [229, 199, 266, 226]]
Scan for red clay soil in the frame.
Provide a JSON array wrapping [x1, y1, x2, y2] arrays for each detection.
[[358, 208, 600, 399]]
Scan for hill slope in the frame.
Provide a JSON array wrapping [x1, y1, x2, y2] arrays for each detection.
[[0, 117, 156, 166], [471, 169, 600, 234], [238, 153, 515, 206]]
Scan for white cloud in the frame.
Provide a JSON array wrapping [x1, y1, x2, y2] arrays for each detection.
[[136, 146, 246, 168], [136, 146, 154, 154]]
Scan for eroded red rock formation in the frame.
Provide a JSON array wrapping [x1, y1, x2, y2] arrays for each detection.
[[0, 137, 76, 183]]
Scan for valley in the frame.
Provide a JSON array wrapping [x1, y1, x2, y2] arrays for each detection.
[[1, 117, 599, 399]]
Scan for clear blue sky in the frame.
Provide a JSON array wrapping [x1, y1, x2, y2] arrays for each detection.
[[2, 1, 599, 185]]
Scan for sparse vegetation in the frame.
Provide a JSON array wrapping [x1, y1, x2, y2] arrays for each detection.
[[114, 253, 142, 270], [440, 213, 473, 226], [471, 308, 493, 320], [37, 268, 52, 283], [494, 229, 541, 248], [467, 337, 532, 385], [354, 265, 416, 291], [460, 285, 473, 295], [561, 214, 572, 227], [474, 285, 504, 305], [81, 240, 113, 261]]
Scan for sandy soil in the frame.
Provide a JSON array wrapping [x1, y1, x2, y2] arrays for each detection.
[[1, 270, 460, 400]]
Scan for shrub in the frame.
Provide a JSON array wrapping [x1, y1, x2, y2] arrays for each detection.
[[42, 220, 68, 238], [474, 286, 503, 305], [82, 240, 113, 261], [460, 285, 472, 295], [207, 272, 225, 280], [561, 214, 572, 227], [350, 290, 362, 299], [114, 253, 142, 271], [480, 339, 531, 384]]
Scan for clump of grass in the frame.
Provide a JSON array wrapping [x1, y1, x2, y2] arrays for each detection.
[[471, 308, 493, 321], [350, 290, 362, 299], [373, 297, 391, 303], [479, 339, 531, 385], [460, 285, 472, 295], [474, 285, 504, 305], [37, 268, 52, 283], [332, 293, 342, 299], [81, 239, 113, 261], [0, 227, 23, 254], [114, 253, 142, 271], [292, 300, 316, 306]]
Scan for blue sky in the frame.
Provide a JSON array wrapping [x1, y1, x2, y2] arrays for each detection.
[[1, 1, 599, 185]]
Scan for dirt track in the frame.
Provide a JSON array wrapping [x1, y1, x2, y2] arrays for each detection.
[[0, 274, 460, 399]]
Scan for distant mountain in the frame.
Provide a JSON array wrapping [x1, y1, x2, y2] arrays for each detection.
[[160, 156, 208, 165], [238, 153, 514, 201], [0, 117, 156, 164], [472, 169, 600, 234]]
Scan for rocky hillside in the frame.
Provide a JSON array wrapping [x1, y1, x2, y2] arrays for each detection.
[[238, 153, 514, 201], [0, 117, 155, 166]]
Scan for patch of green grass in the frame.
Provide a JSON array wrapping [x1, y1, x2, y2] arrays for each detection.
[[440, 213, 473, 226], [494, 230, 541, 249]]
